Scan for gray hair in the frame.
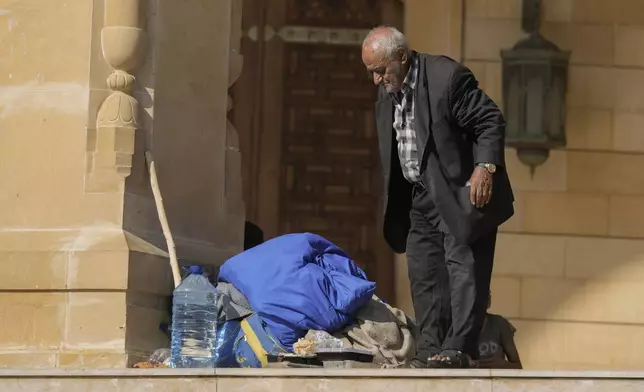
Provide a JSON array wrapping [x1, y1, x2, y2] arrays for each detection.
[[363, 26, 408, 59]]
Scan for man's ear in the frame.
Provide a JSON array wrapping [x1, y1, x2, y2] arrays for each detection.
[[398, 48, 408, 64]]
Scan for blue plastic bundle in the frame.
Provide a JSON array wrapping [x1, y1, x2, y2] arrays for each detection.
[[218, 233, 376, 349]]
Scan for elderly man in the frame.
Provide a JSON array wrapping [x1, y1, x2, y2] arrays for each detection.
[[362, 26, 514, 368]]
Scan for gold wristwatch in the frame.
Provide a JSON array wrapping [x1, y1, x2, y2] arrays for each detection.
[[477, 162, 497, 174]]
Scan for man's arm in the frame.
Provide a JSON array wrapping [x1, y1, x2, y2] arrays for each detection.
[[448, 64, 505, 167], [448, 64, 506, 207]]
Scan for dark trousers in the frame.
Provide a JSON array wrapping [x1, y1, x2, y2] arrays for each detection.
[[407, 184, 497, 360]]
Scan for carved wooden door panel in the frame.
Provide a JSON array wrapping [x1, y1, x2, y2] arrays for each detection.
[[233, 0, 403, 301], [281, 43, 379, 268]]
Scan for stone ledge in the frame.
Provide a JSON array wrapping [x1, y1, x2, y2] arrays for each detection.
[[1, 369, 643, 392], [1, 368, 644, 379]]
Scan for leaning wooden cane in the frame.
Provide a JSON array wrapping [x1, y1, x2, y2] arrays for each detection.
[[145, 151, 182, 288]]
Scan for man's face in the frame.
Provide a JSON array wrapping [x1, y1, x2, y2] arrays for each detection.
[[362, 47, 407, 94]]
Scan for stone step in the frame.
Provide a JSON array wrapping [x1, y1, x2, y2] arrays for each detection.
[[0, 369, 643, 391]]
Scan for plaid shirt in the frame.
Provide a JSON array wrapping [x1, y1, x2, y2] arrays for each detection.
[[391, 54, 420, 183]]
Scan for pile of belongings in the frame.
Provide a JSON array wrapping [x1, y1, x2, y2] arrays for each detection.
[[212, 232, 417, 368]]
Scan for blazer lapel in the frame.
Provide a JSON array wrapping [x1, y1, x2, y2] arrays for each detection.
[[376, 96, 393, 182], [414, 55, 432, 174]]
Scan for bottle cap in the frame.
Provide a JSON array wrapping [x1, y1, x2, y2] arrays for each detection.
[[188, 265, 204, 275]]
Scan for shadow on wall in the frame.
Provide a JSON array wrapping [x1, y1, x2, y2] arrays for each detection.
[[534, 257, 641, 372], [491, 234, 644, 370], [122, 0, 244, 274]]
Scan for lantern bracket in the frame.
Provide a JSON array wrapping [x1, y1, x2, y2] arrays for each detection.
[[522, 0, 542, 35]]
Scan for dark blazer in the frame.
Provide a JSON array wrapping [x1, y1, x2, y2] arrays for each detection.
[[376, 52, 514, 253]]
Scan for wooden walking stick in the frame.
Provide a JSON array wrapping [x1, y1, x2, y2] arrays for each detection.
[[145, 151, 182, 288]]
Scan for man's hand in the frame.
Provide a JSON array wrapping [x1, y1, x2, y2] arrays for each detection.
[[469, 166, 493, 208]]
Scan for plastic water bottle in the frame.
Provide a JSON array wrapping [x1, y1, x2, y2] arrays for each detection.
[[170, 265, 219, 368]]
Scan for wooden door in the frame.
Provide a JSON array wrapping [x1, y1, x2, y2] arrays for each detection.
[[232, 0, 403, 302]]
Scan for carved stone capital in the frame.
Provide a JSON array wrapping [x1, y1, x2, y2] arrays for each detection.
[[107, 70, 136, 93], [101, 26, 147, 72], [86, 0, 147, 190], [97, 91, 141, 128]]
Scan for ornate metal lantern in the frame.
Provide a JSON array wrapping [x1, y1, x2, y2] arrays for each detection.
[[501, 0, 571, 174]]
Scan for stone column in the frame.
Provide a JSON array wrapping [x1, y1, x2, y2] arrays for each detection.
[[0, 0, 243, 368]]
